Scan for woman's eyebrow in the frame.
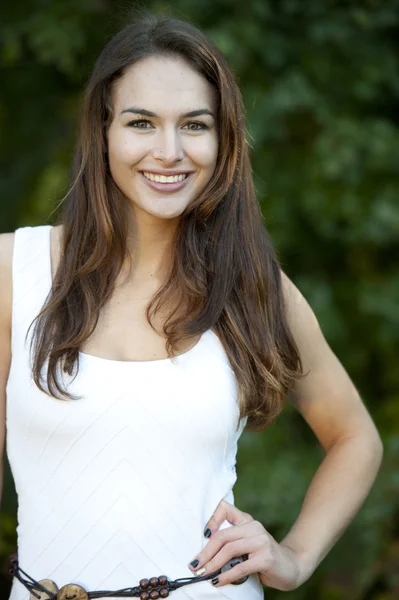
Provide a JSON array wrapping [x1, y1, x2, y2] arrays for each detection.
[[120, 107, 215, 118]]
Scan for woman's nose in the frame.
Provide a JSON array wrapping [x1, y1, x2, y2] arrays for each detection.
[[153, 128, 184, 163]]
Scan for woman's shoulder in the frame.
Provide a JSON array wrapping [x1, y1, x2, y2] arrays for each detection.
[[0, 231, 15, 294], [0, 231, 15, 345], [280, 270, 306, 316], [0, 223, 63, 305], [0, 231, 15, 264], [280, 269, 321, 345], [50, 224, 63, 280]]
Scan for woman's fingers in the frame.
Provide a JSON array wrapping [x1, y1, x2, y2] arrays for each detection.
[[189, 518, 267, 575], [210, 555, 264, 587], [202, 499, 253, 538], [189, 498, 305, 592]]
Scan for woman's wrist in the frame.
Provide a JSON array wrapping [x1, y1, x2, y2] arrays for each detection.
[[277, 541, 317, 588], [256, 541, 316, 592], [281, 542, 317, 587]]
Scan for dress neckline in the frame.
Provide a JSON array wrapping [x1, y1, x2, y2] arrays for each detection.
[[45, 225, 211, 367]]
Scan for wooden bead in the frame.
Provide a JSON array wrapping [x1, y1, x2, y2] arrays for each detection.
[[30, 579, 58, 600], [8, 552, 18, 579], [140, 593, 150, 600], [149, 576, 159, 588], [158, 575, 167, 586], [160, 589, 169, 598], [149, 591, 159, 600], [56, 584, 88, 600], [140, 578, 150, 589]]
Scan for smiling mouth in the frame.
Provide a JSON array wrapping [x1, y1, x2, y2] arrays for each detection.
[[141, 171, 189, 183]]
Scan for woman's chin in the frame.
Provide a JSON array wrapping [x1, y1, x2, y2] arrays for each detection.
[[134, 199, 190, 222], [133, 206, 185, 223]]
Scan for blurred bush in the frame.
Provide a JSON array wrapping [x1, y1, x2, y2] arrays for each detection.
[[1, 0, 398, 598]]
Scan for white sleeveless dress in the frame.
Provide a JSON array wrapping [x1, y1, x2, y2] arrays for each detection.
[[5, 225, 264, 599]]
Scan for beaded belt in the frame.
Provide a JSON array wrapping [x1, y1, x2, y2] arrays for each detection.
[[8, 552, 249, 599]]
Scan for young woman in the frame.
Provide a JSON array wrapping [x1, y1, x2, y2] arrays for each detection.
[[0, 12, 382, 600]]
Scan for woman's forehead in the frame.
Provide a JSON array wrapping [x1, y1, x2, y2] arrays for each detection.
[[112, 55, 217, 114]]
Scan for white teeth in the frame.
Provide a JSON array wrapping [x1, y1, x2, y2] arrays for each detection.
[[143, 172, 188, 183]]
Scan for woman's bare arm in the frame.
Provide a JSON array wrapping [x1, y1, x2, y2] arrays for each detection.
[[0, 233, 14, 508], [279, 272, 383, 581]]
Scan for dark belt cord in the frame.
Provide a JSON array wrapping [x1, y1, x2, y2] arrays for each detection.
[[8, 552, 249, 599]]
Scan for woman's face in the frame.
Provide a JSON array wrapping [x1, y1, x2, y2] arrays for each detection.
[[107, 55, 218, 222]]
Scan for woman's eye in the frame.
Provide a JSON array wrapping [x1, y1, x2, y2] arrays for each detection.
[[128, 119, 152, 128], [184, 121, 208, 131], [127, 120, 208, 131]]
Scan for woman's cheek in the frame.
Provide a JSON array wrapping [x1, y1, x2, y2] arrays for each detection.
[[109, 128, 145, 163], [186, 137, 218, 166]]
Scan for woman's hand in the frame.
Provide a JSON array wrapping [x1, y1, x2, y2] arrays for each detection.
[[188, 500, 310, 591]]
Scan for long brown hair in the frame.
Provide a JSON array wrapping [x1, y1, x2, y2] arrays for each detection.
[[28, 12, 302, 431]]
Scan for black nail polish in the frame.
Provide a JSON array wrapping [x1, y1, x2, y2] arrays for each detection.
[[190, 559, 199, 568], [204, 528, 212, 538], [212, 577, 219, 585]]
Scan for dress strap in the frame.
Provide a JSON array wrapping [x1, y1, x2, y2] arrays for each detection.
[[10, 225, 53, 356]]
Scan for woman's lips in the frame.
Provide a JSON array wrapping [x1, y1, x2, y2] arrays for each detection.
[[140, 172, 191, 193]]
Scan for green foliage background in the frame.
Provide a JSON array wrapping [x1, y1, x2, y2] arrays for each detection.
[[1, 0, 398, 598]]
